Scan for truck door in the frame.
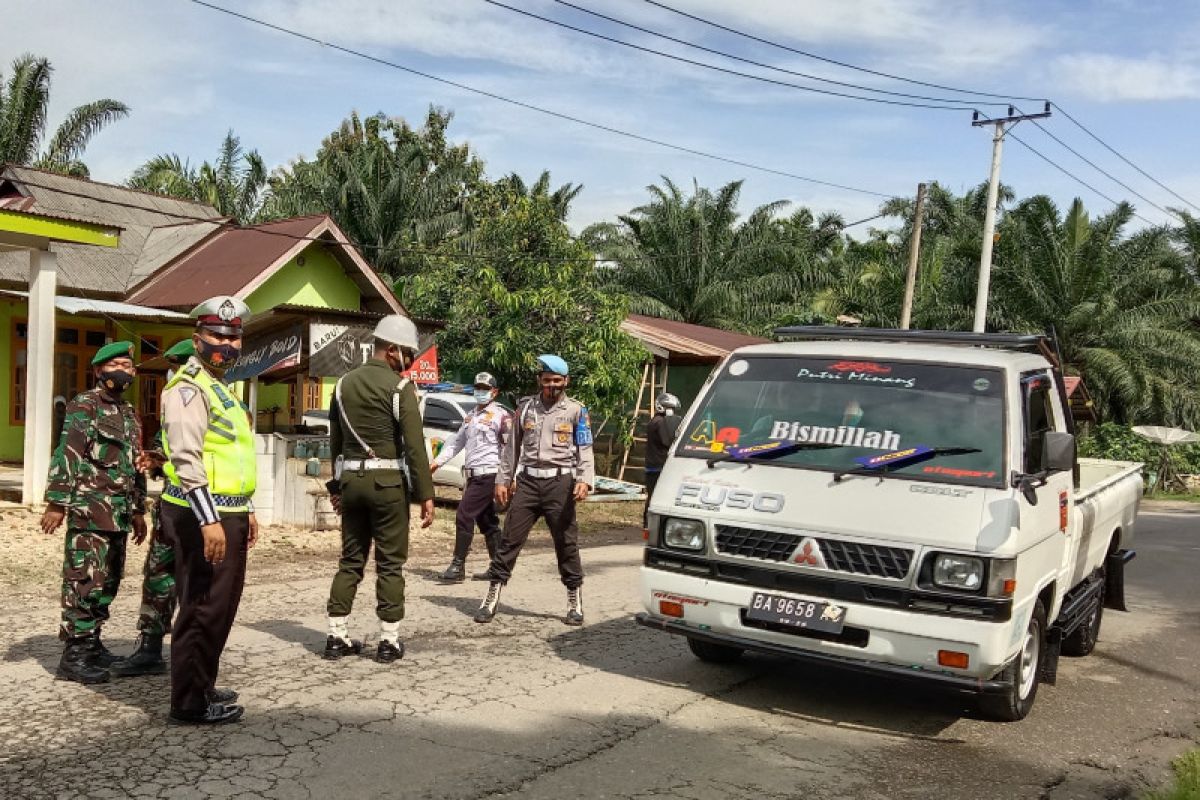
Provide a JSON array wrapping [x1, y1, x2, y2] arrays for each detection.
[[1020, 370, 1076, 614]]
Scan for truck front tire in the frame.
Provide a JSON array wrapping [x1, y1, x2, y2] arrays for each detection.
[[686, 637, 744, 664], [979, 600, 1046, 722]]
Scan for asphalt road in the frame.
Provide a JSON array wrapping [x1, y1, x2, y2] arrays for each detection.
[[0, 508, 1196, 799]]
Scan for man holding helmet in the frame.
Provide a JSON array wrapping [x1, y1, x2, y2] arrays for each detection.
[[324, 315, 435, 664], [432, 372, 511, 583], [475, 354, 594, 626]]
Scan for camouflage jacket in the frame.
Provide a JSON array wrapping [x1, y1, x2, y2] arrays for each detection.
[[45, 387, 146, 532]]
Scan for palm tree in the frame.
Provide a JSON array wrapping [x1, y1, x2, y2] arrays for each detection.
[[0, 54, 129, 177], [584, 177, 789, 331], [493, 170, 583, 221], [128, 131, 266, 223]]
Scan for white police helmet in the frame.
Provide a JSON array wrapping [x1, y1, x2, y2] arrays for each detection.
[[373, 315, 419, 351]]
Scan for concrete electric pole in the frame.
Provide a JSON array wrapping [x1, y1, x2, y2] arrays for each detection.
[[899, 181, 928, 330], [971, 104, 1051, 333]]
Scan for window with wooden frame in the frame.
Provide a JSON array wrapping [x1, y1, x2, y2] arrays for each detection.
[[11, 319, 109, 424]]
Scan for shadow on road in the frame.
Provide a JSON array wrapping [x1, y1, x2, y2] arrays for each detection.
[[423, 593, 563, 623], [549, 615, 972, 740], [245, 619, 325, 654]]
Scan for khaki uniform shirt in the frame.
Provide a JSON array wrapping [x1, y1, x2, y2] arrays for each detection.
[[497, 394, 595, 487], [161, 356, 216, 494]]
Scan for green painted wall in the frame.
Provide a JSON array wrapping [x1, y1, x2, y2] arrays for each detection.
[[245, 244, 361, 313]]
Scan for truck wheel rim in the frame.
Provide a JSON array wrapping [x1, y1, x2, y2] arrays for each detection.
[[1018, 624, 1039, 699]]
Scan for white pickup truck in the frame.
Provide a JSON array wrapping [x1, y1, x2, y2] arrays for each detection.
[[637, 328, 1142, 720]]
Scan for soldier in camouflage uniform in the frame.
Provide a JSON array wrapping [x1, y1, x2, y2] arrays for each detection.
[[111, 339, 194, 678], [41, 341, 147, 685]]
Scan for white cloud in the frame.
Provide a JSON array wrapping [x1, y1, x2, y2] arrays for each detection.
[[1053, 53, 1200, 101]]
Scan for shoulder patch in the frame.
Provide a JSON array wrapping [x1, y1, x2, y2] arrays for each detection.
[[183, 363, 201, 377], [179, 386, 198, 407]]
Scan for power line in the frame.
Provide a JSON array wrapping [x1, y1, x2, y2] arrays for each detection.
[[637, 0, 1048, 103], [483, 0, 977, 112], [187, 0, 899, 200], [1051, 103, 1200, 214], [548, 0, 1008, 107]]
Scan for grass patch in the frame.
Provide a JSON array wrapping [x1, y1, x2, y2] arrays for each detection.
[[1145, 492, 1200, 504], [1145, 750, 1200, 800]]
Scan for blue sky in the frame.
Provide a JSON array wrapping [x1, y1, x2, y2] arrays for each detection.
[[4, 0, 1199, 232]]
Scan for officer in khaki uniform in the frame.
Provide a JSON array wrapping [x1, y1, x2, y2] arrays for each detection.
[[159, 296, 257, 725], [476, 354, 594, 625], [324, 315, 435, 663]]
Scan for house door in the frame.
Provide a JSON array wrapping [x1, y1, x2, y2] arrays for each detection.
[[140, 372, 165, 445]]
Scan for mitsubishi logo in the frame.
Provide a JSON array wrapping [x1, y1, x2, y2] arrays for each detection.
[[792, 538, 827, 568]]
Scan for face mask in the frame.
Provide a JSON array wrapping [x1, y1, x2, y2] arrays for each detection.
[[196, 339, 241, 368], [542, 384, 564, 401], [99, 370, 134, 393], [474, 390, 493, 405]]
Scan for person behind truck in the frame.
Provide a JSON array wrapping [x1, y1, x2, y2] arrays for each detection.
[[432, 372, 511, 583], [643, 392, 682, 527], [324, 315, 435, 664], [475, 354, 594, 626]]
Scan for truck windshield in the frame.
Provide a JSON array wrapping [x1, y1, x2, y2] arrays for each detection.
[[677, 355, 1006, 487]]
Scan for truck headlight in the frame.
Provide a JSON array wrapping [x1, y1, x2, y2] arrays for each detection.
[[663, 518, 706, 551], [933, 554, 984, 591]]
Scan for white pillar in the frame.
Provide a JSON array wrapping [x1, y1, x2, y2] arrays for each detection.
[[22, 249, 57, 506], [249, 377, 259, 434]]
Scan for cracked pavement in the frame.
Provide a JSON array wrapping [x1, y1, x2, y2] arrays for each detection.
[[0, 507, 1196, 799]]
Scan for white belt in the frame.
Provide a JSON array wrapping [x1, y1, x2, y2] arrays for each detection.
[[342, 458, 402, 471], [520, 466, 573, 479], [464, 466, 499, 478]]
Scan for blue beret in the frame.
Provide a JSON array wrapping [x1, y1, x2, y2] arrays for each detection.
[[537, 354, 569, 376]]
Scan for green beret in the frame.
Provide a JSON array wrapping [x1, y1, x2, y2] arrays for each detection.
[[91, 341, 134, 367], [163, 339, 195, 364]]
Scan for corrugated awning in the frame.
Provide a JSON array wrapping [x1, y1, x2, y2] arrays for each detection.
[[620, 314, 769, 363], [0, 289, 189, 324]]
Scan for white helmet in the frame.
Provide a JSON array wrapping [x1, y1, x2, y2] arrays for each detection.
[[373, 315, 419, 351], [655, 392, 681, 415]]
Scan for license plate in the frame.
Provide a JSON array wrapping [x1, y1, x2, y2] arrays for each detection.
[[746, 592, 847, 635]]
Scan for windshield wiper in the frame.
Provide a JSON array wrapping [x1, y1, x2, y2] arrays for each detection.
[[706, 440, 843, 468], [832, 445, 982, 483]]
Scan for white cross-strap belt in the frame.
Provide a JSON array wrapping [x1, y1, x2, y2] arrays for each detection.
[[520, 466, 573, 479], [342, 458, 403, 471], [464, 466, 499, 478]]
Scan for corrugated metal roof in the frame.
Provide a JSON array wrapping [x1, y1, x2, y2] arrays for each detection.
[[620, 314, 769, 362], [0, 289, 188, 322], [0, 165, 220, 296]]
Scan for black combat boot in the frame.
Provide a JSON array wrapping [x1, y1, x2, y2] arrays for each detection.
[[322, 636, 364, 660], [439, 558, 466, 583], [109, 633, 166, 677], [86, 636, 120, 668], [474, 582, 503, 623], [57, 641, 111, 684], [565, 587, 584, 626], [375, 640, 405, 663]]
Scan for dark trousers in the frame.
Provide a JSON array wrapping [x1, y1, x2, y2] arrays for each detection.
[[488, 474, 583, 589], [454, 474, 501, 561], [327, 470, 410, 623], [162, 502, 249, 714], [643, 469, 662, 528]]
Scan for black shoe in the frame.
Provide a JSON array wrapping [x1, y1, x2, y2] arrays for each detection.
[[169, 702, 244, 725], [207, 687, 239, 704], [322, 635, 364, 660], [565, 587, 584, 626], [85, 636, 119, 668], [56, 641, 111, 684], [438, 559, 466, 583], [475, 582, 503, 623], [471, 571, 492, 581], [375, 640, 405, 663], [109, 633, 166, 677]]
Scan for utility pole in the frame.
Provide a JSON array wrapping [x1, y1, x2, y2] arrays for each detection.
[[899, 181, 927, 330], [971, 103, 1051, 333]]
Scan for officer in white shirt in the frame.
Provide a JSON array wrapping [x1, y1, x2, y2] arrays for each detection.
[[432, 373, 511, 583]]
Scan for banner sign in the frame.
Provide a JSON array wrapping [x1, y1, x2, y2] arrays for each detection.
[[402, 345, 440, 384], [309, 323, 374, 377], [225, 325, 303, 382]]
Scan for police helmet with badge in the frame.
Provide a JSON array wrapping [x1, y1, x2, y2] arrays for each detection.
[[189, 296, 251, 371]]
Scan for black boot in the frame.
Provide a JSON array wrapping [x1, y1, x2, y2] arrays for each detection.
[[375, 640, 405, 663], [565, 587, 584, 626], [109, 633, 166, 677], [475, 582, 503, 623], [322, 636, 364, 660], [86, 636, 119, 668], [439, 558, 466, 583], [57, 641, 111, 684]]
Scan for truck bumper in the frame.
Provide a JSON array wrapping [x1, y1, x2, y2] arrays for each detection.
[[640, 566, 1019, 694]]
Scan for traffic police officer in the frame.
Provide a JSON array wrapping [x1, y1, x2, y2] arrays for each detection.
[[476, 355, 594, 626], [324, 315, 435, 663], [110, 338, 195, 679], [432, 372, 511, 583], [159, 296, 257, 725], [42, 341, 146, 684]]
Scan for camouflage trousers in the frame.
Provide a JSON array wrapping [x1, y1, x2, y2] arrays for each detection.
[[60, 529, 127, 642], [135, 528, 176, 637]]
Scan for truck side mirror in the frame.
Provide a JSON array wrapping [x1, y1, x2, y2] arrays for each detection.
[[1042, 431, 1075, 474]]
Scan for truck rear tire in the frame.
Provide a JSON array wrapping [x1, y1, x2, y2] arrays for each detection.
[[979, 600, 1046, 722], [1062, 577, 1104, 657], [686, 637, 744, 664]]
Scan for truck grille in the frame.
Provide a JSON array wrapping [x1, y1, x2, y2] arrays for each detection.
[[714, 525, 913, 580]]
